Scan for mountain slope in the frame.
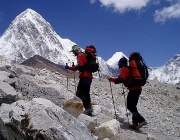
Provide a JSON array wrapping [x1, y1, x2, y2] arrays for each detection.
[[0, 8, 76, 65], [149, 54, 180, 85], [106, 52, 128, 70], [21, 54, 77, 78], [21, 54, 64, 70]]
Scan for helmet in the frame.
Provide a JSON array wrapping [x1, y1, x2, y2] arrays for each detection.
[[70, 45, 81, 53], [118, 57, 127, 68]]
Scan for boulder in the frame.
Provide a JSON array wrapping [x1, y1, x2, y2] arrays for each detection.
[[63, 96, 83, 118], [0, 81, 19, 104], [15, 74, 75, 107], [78, 114, 97, 132], [0, 71, 11, 81], [0, 98, 96, 140], [93, 119, 120, 140]]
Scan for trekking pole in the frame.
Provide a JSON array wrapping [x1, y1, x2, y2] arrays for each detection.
[[66, 63, 68, 90], [72, 62, 76, 93], [122, 84, 130, 125], [98, 70, 101, 81], [109, 81, 117, 120]]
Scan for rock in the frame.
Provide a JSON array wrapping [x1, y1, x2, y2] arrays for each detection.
[[5, 65, 11, 69], [3, 78, 18, 89], [0, 71, 11, 81], [93, 119, 120, 140], [63, 96, 83, 118], [15, 74, 75, 107], [0, 98, 96, 140], [0, 81, 19, 104], [11, 65, 35, 77], [78, 114, 97, 132]]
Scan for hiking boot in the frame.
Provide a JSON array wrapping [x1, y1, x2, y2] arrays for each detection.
[[129, 123, 138, 130], [83, 107, 93, 117], [136, 121, 146, 130]]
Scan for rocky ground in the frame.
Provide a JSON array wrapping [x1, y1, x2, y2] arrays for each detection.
[[90, 78, 180, 139], [0, 56, 180, 140]]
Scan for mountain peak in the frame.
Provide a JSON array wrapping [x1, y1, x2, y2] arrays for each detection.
[[21, 8, 37, 15], [0, 9, 75, 65], [13, 8, 42, 24], [25, 8, 36, 12], [106, 52, 128, 69]]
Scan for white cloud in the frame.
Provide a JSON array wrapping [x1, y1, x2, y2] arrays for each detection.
[[154, 2, 180, 23], [98, 0, 150, 13]]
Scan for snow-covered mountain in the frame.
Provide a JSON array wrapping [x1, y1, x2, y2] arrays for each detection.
[[0, 8, 76, 65], [149, 54, 180, 85], [106, 52, 128, 70], [98, 57, 119, 77], [0, 8, 114, 76]]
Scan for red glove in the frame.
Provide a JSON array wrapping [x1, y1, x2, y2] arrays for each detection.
[[69, 65, 77, 71], [107, 76, 116, 83]]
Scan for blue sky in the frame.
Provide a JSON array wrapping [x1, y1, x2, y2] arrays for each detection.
[[0, 0, 180, 67]]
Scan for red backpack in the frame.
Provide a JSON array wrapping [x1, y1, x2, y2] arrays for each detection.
[[84, 45, 99, 73]]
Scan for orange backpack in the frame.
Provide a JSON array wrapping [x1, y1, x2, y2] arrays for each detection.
[[127, 52, 149, 87]]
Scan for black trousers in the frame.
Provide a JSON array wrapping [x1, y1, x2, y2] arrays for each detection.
[[127, 90, 145, 124], [76, 78, 92, 109]]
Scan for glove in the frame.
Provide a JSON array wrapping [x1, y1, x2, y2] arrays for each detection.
[[69, 65, 76, 71], [107, 76, 116, 83], [65, 65, 69, 70]]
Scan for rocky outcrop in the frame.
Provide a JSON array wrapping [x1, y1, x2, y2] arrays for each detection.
[[0, 81, 19, 104], [0, 98, 96, 140]]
